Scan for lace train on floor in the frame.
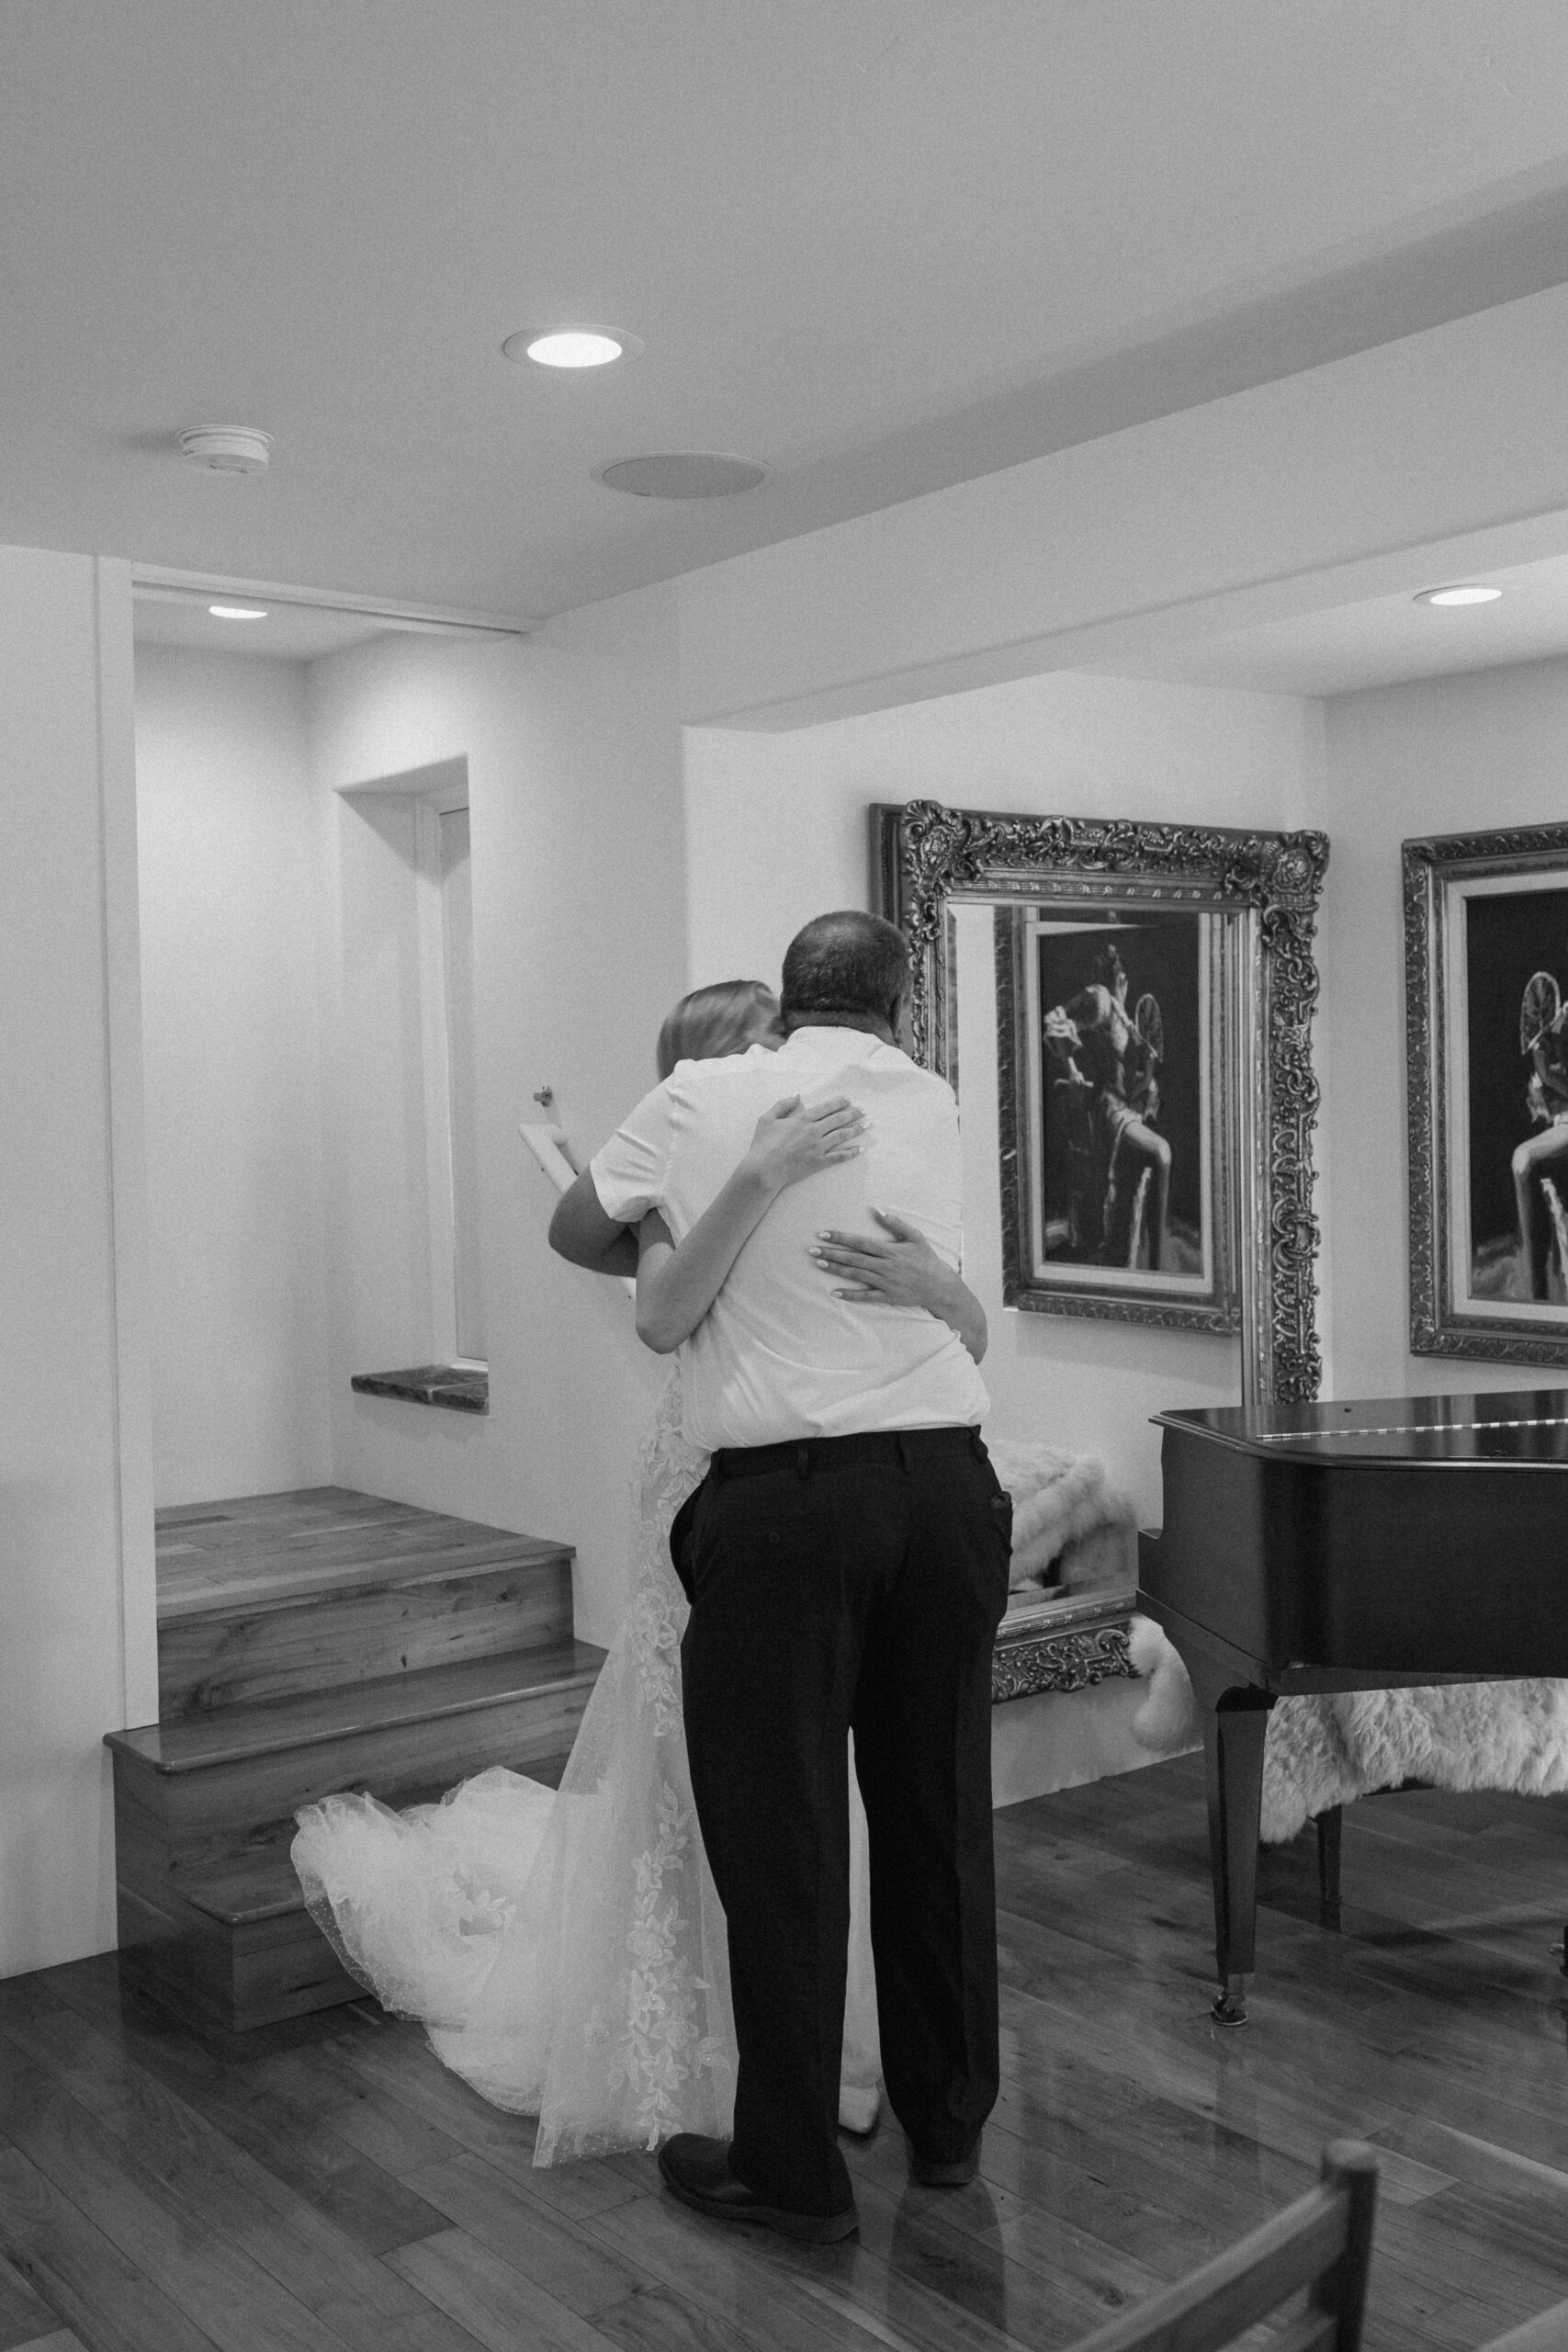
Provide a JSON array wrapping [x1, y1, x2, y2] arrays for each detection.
[[293, 1374, 880, 2164]]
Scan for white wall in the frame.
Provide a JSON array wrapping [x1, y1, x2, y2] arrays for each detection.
[[1321, 653, 1568, 1400], [684, 671, 1325, 1525], [0, 546, 154, 1976], [306, 589, 688, 1643], [135, 650, 332, 1503]]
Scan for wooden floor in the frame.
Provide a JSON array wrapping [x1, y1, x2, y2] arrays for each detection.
[[3, 1752, 1566, 2352]]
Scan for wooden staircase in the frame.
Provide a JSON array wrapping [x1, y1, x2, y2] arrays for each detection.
[[106, 1487, 603, 2034]]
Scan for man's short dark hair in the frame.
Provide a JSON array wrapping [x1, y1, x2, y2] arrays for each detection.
[[779, 910, 910, 1029]]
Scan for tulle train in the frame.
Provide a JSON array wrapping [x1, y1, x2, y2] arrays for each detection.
[[293, 1374, 881, 2164]]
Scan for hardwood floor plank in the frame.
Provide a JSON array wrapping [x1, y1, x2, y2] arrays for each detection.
[[1374, 2182, 1568, 2324], [0, 2145, 220, 2352], [0, 1979, 482, 2352], [386, 2227, 616, 2352], [399, 2151, 649, 2317], [264, 2046, 468, 2177], [849, 2118, 1190, 2273], [0, 2248, 67, 2352], [332, 2020, 645, 2223], [0, 2042, 351, 2352], [592, 2278, 811, 2351], [990, 2090, 1308, 2264], [1374, 2117, 1568, 2209], [847, 2168, 1160, 2347], [772, 2254, 1036, 2352], [1, 1974, 451, 2267], [583, 2185, 905, 2352], [640, 2186, 1043, 2352]]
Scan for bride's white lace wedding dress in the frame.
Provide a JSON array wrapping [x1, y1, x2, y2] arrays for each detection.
[[292, 1374, 881, 2165]]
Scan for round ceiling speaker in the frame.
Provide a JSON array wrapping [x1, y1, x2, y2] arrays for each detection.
[[178, 426, 273, 475], [593, 452, 772, 499]]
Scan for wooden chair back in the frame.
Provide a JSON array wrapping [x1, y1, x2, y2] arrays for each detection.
[[1062, 2141, 1379, 2352]]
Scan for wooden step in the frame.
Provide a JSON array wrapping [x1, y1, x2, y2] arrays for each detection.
[[118, 1487, 603, 2033], [116, 1752, 574, 2034], [109, 1640, 605, 1863], [156, 1487, 575, 1717]]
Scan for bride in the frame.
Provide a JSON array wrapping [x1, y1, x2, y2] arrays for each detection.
[[293, 978, 987, 2165]]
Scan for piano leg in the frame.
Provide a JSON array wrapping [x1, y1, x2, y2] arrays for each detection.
[[1315, 1804, 1344, 1931], [1189, 1655, 1276, 2025]]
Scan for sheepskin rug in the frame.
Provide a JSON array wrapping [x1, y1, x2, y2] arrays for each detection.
[[1258, 1681, 1568, 1843], [987, 1440, 1136, 1600], [1107, 1614, 1568, 1841]]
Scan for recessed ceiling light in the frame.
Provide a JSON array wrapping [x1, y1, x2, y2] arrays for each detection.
[[179, 426, 272, 474], [594, 452, 773, 499], [1416, 584, 1503, 606], [503, 328, 642, 369], [209, 603, 268, 620]]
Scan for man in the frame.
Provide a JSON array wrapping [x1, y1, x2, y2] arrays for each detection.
[[549, 910, 1010, 2242]]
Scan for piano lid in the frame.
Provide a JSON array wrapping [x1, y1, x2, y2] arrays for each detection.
[[1153, 1385, 1568, 1466]]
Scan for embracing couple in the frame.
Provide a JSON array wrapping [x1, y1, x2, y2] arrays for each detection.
[[551, 910, 1013, 2243]]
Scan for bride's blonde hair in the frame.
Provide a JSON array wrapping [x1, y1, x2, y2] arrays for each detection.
[[656, 980, 778, 1080]]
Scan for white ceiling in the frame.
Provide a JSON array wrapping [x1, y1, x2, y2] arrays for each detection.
[[132, 596, 396, 662], [14, 2, 1568, 679], [1091, 551, 1568, 701]]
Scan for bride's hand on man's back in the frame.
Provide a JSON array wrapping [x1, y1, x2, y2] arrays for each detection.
[[809, 1211, 955, 1314], [744, 1094, 865, 1193]]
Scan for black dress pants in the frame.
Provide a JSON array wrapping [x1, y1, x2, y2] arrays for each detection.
[[677, 1426, 1011, 2217]]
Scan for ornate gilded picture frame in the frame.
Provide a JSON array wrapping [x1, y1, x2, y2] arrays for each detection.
[[872, 799, 1328, 1404], [1406, 820, 1568, 1365]]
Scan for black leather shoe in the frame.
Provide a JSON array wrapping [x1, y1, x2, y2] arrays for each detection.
[[657, 2133, 859, 2243], [906, 2135, 980, 2187]]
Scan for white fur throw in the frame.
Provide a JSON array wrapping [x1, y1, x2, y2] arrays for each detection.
[[988, 1440, 1137, 1599], [1258, 1682, 1568, 1843], [1107, 1613, 1568, 1842]]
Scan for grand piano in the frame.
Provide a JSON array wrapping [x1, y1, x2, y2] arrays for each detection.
[[1138, 1387, 1568, 2023]]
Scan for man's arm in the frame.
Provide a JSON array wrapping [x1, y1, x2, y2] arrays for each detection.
[[547, 1170, 640, 1277], [551, 1075, 677, 1277]]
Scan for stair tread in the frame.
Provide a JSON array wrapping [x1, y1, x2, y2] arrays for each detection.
[[178, 1753, 575, 1923], [108, 1640, 606, 1774], [155, 1486, 573, 1622]]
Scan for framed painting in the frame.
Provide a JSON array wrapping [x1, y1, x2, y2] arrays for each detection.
[[995, 901, 1240, 1329], [1406, 820, 1568, 1364], [873, 798, 1328, 1401]]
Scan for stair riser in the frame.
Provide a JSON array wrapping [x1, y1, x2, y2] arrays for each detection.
[[116, 1878, 362, 2032], [114, 1679, 597, 1863], [158, 1557, 575, 1718]]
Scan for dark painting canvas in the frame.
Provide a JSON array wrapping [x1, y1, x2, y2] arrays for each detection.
[[1464, 883, 1568, 1306], [1032, 913, 1205, 1279]]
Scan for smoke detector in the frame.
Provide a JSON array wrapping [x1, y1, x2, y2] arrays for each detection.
[[178, 427, 273, 475]]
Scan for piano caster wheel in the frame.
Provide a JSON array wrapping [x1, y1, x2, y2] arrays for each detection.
[[1211, 1977, 1250, 2028]]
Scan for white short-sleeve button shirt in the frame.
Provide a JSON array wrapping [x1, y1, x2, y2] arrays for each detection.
[[590, 1025, 989, 1453]]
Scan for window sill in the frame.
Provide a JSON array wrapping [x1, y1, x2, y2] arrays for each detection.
[[350, 1364, 489, 1415]]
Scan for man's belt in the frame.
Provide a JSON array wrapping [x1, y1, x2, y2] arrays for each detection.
[[710, 1425, 985, 1481]]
